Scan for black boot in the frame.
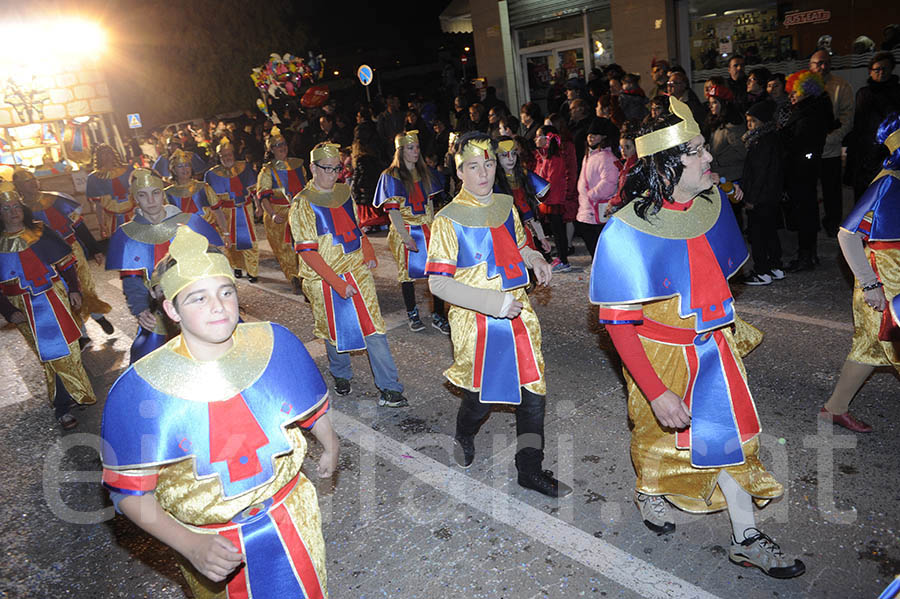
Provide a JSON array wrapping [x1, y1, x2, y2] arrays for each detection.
[[785, 252, 815, 273]]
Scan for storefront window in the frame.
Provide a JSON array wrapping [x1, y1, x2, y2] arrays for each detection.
[[518, 14, 584, 49], [589, 8, 614, 68], [688, 3, 779, 70]]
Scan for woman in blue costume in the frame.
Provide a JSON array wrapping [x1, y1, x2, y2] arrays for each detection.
[[821, 114, 900, 433], [0, 182, 95, 429], [106, 169, 223, 363], [374, 131, 449, 333], [589, 97, 805, 578], [102, 225, 338, 598], [85, 144, 135, 239]]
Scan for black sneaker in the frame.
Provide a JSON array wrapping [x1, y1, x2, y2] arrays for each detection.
[[333, 377, 351, 396], [744, 272, 772, 286], [432, 313, 451, 335], [378, 389, 409, 408], [407, 309, 425, 332], [234, 269, 244, 279], [517, 470, 573, 498], [94, 316, 115, 335], [453, 435, 475, 467], [248, 276, 259, 283], [78, 336, 91, 351]]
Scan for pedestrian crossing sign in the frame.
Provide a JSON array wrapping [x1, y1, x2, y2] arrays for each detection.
[[127, 113, 142, 129]]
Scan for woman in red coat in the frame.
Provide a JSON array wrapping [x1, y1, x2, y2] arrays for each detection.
[[534, 125, 572, 272]]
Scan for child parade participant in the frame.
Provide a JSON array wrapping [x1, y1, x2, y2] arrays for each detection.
[[107, 169, 223, 363], [164, 149, 229, 237], [204, 139, 260, 282], [257, 126, 307, 292], [493, 136, 552, 253], [290, 142, 409, 407], [13, 168, 115, 339], [101, 226, 337, 598], [590, 97, 805, 578], [0, 182, 95, 429], [426, 132, 572, 498], [374, 130, 449, 333]]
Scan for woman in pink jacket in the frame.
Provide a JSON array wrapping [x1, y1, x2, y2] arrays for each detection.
[[575, 118, 621, 257]]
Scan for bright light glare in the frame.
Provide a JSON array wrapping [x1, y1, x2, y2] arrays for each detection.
[[0, 19, 106, 70]]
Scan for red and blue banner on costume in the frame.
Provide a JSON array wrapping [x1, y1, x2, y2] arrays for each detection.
[[472, 312, 540, 405], [165, 185, 212, 216], [204, 164, 258, 250], [152, 152, 208, 179], [310, 200, 362, 254], [590, 190, 759, 467], [0, 229, 80, 361], [268, 164, 307, 205], [436, 212, 530, 291], [841, 171, 900, 241], [321, 272, 376, 352], [405, 224, 430, 279], [86, 166, 136, 234]]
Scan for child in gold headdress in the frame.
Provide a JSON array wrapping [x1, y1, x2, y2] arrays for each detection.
[[0, 182, 96, 430], [590, 97, 804, 578], [425, 131, 571, 498], [164, 149, 229, 235], [374, 130, 449, 333], [290, 142, 408, 408], [257, 126, 307, 293], [106, 169, 223, 363], [101, 225, 337, 599], [85, 144, 135, 239]]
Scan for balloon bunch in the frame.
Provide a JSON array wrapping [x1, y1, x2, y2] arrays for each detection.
[[250, 52, 327, 98]]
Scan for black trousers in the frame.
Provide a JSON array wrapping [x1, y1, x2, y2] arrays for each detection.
[[549, 213, 569, 264], [747, 205, 782, 274], [786, 157, 821, 256], [53, 374, 74, 418], [401, 281, 444, 315], [456, 387, 545, 474], [819, 156, 843, 233], [574, 221, 603, 259]]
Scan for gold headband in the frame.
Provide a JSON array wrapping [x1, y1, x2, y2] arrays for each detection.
[[0, 181, 22, 205], [216, 138, 233, 154], [169, 149, 192, 168], [310, 143, 340, 163], [454, 138, 496, 168], [160, 226, 235, 301], [497, 139, 516, 154], [885, 129, 900, 154], [130, 168, 165, 192], [635, 96, 701, 158], [395, 130, 419, 149]]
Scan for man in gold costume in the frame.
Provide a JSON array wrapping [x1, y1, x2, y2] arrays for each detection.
[[590, 97, 805, 578]]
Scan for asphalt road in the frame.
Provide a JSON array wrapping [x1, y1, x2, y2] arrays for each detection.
[[0, 222, 897, 599]]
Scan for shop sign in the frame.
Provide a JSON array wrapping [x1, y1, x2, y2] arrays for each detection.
[[783, 9, 831, 27]]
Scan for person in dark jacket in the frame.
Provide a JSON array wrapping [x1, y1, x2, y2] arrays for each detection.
[[847, 52, 900, 198], [741, 100, 784, 285], [780, 70, 835, 272]]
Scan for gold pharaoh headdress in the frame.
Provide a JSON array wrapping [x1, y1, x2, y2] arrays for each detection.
[[497, 139, 516, 154], [216, 137, 233, 154], [0, 181, 23, 205], [130, 168, 165, 193], [159, 225, 235, 301], [454, 137, 496, 168], [310, 142, 340, 163], [169, 149, 192, 168], [267, 126, 286, 149], [635, 96, 701, 158], [395, 130, 419, 149], [885, 129, 900, 154]]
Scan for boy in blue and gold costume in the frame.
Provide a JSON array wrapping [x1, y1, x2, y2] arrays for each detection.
[[0, 182, 95, 429], [101, 225, 337, 599], [290, 142, 408, 408], [426, 131, 571, 498], [590, 97, 804, 578], [204, 139, 259, 282], [257, 127, 307, 291], [13, 168, 114, 337], [106, 169, 223, 363], [85, 144, 135, 239], [374, 130, 449, 332]]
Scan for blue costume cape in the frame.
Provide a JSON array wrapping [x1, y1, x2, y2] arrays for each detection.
[[841, 171, 900, 241], [373, 171, 441, 214], [152, 152, 208, 179], [204, 163, 258, 250]]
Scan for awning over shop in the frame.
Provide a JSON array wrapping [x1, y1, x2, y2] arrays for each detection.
[[440, 0, 473, 33]]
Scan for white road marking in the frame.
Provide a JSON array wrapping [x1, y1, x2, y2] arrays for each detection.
[[332, 410, 722, 599]]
